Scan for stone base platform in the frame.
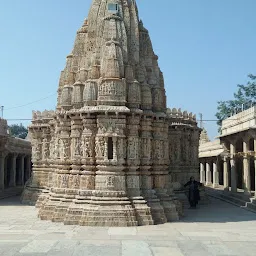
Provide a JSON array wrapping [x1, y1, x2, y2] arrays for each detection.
[[21, 188, 182, 227]]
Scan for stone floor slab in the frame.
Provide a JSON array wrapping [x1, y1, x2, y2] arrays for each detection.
[[0, 197, 255, 256], [122, 241, 152, 256], [151, 247, 185, 256], [72, 244, 121, 256], [19, 240, 58, 254]]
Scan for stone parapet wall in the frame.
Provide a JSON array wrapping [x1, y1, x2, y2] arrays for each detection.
[[199, 139, 224, 158], [221, 106, 256, 136]]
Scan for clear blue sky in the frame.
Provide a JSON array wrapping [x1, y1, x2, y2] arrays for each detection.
[[1, 0, 256, 139]]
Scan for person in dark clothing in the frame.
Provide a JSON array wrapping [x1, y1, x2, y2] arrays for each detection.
[[184, 176, 203, 209]]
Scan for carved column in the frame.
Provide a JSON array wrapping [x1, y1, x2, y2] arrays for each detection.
[[140, 116, 153, 195], [113, 137, 117, 162], [38, 115, 71, 222], [80, 115, 96, 192], [0, 153, 6, 190], [230, 142, 237, 193], [200, 161, 205, 184], [9, 154, 17, 187], [213, 159, 219, 188], [74, 114, 138, 227], [152, 118, 178, 222], [127, 114, 141, 197], [243, 139, 251, 194], [205, 161, 212, 186], [64, 115, 96, 225], [70, 114, 83, 185], [139, 115, 164, 224], [223, 157, 229, 191]]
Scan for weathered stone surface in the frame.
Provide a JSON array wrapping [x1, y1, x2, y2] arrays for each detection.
[[21, 0, 200, 226]]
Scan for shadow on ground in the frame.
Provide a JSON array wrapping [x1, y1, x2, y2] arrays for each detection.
[[181, 197, 256, 223], [0, 195, 31, 206]]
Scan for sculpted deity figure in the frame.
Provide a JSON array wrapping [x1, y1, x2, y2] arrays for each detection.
[[49, 137, 55, 159], [60, 140, 70, 159], [123, 139, 127, 159], [74, 138, 81, 157], [74, 175, 80, 188], [82, 137, 92, 158], [106, 176, 114, 187], [154, 140, 161, 160], [160, 140, 164, 159], [54, 138, 60, 159], [95, 137, 105, 157], [32, 139, 41, 161], [42, 138, 49, 160], [117, 138, 124, 159], [61, 174, 69, 188], [128, 137, 136, 159], [63, 140, 70, 158]]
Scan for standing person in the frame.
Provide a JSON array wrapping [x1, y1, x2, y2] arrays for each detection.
[[184, 176, 202, 209]]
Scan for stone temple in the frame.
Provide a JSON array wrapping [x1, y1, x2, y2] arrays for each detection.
[[22, 0, 200, 226]]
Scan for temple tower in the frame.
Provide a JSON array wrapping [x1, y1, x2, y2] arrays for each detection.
[[22, 0, 200, 227]]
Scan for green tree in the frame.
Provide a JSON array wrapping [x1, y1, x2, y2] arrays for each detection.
[[8, 124, 28, 139], [216, 74, 256, 132]]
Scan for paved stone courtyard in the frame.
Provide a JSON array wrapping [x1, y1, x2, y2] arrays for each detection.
[[0, 197, 256, 256]]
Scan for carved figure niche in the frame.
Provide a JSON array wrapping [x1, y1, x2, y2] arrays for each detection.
[[108, 137, 114, 160]]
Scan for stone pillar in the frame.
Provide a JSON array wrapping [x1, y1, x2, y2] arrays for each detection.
[[200, 162, 205, 184], [9, 154, 17, 187], [18, 155, 25, 186], [113, 137, 117, 162], [230, 143, 237, 193], [223, 157, 229, 191], [104, 137, 108, 162], [25, 156, 31, 182], [205, 161, 212, 186], [213, 159, 219, 188], [0, 153, 6, 190], [243, 139, 251, 194]]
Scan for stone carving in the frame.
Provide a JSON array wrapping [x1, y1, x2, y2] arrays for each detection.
[[22, 0, 200, 227], [42, 138, 49, 160], [81, 136, 93, 158], [95, 137, 105, 158], [127, 137, 139, 159], [60, 140, 70, 159]]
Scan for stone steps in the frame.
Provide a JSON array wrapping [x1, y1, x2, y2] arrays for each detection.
[[245, 198, 256, 211], [205, 187, 256, 214]]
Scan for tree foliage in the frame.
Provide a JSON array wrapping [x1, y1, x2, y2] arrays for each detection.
[[216, 74, 256, 132], [8, 124, 28, 139]]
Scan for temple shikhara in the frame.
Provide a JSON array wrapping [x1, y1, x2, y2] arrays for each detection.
[[22, 0, 200, 226]]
